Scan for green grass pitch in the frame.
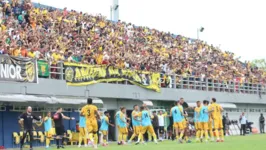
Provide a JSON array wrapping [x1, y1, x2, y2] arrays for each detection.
[[16, 134, 266, 150]]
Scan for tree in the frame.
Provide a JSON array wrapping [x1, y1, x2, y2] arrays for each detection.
[[251, 59, 266, 71]]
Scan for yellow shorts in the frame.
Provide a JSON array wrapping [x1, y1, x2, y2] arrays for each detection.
[[142, 125, 155, 134], [195, 122, 201, 130], [45, 131, 52, 138], [119, 127, 128, 134], [173, 122, 184, 130], [101, 130, 108, 136], [86, 119, 98, 133], [79, 127, 87, 137], [201, 122, 209, 130], [133, 126, 141, 135], [213, 118, 223, 129]]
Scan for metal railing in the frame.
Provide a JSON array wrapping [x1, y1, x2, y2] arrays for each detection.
[[46, 62, 266, 95]]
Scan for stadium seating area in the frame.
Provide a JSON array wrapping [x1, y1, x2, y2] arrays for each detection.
[[0, 0, 265, 86]]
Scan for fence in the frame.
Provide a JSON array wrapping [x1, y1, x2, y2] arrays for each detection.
[[43, 61, 266, 95]]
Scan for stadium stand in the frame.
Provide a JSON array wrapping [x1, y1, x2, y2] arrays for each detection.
[[0, 1, 265, 149], [0, 0, 265, 91]]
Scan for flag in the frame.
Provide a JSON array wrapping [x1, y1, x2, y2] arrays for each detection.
[[38, 60, 49, 77]]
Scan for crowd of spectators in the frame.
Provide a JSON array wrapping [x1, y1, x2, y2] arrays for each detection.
[[0, 0, 265, 86]]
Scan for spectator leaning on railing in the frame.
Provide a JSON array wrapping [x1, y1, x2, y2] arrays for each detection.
[[0, 0, 265, 86]]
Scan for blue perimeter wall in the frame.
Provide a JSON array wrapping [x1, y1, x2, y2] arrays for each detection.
[[0, 111, 79, 148]]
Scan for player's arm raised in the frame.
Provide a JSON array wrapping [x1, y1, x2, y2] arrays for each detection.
[[33, 115, 42, 121], [62, 113, 75, 120]]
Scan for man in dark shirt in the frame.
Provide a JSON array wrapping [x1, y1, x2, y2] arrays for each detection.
[[53, 107, 75, 149], [152, 111, 159, 140], [19, 106, 41, 150], [259, 113, 265, 133], [179, 98, 189, 111]]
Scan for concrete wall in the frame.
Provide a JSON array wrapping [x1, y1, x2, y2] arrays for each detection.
[[0, 79, 265, 104], [1, 78, 266, 148]]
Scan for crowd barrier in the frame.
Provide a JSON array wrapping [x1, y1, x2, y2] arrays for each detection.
[[36, 60, 265, 95]]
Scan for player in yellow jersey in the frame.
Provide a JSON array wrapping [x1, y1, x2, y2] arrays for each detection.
[[194, 101, 202, 142], [43, 112, 52, 149], [115, 109, 122, 145], [170, 101, 184, 143], [81, 98, 100, 149], [199, 100, 214, 142], [100, 111, 114, 146], [78, 110, 87, 148], [207, 102, 214, 142], [136, 106, 158, 144], [119, 107, 129, 144], [210, 98, 224, 142], [128, 105, 142, 143]]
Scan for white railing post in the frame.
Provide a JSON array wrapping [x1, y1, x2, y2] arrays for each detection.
[[48, 60, 51, 79], [60, 62, 64, 80], [173, 74, 176, 89], [206, 78, 208, 91]]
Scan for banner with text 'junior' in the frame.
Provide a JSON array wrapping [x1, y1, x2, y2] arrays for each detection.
[[64, 63, 161, 92], [0, 55, 38, 83]]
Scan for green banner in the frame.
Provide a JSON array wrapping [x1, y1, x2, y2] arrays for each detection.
[[38, 60, 49, 77]]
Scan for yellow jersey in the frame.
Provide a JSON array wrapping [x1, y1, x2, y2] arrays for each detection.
[[81, 104, 98, 120], [210, 103, 222, 119], [195, 106, 201, 113]]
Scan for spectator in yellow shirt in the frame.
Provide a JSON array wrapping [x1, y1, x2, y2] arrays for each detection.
[[28, 49, 36, 58], [12, 47, 21, 57], [51, 51, 62, 79]]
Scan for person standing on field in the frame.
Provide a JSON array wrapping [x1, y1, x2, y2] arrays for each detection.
[[152, 111, 159, 141], [259, 113, 265, 133], [158, 110, 166, 141], [239, 112, 247, 136]]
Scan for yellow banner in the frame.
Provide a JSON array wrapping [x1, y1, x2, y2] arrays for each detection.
[[64, 63, 161, 92]]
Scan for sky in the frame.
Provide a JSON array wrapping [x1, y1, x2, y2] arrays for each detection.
[[32, 0, 266, 61]]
